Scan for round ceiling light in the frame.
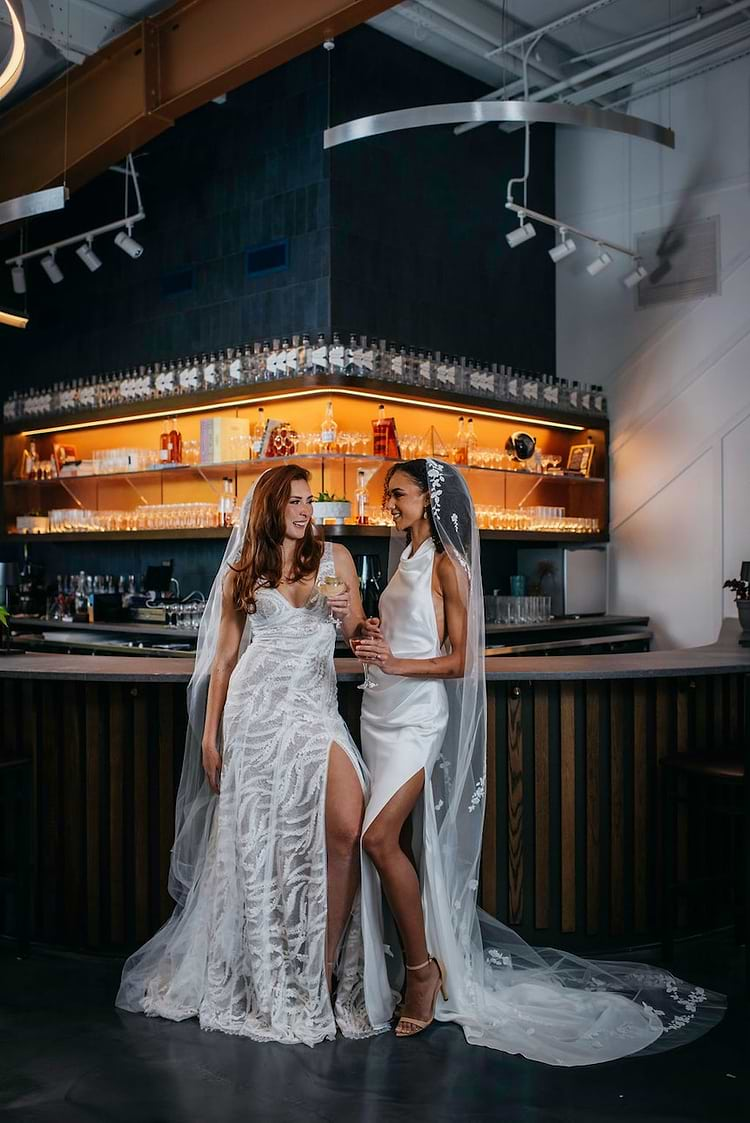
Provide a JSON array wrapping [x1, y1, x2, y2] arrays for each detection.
[[0, 0, 26, 104]]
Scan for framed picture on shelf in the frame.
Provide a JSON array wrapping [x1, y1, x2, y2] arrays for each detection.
[[566, 443, 595, 477]]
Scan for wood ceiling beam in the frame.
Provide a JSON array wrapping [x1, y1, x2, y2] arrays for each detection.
[[0, 0, 397, 201]]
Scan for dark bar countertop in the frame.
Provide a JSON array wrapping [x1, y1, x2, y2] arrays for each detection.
[[1, 621, 748, 682]]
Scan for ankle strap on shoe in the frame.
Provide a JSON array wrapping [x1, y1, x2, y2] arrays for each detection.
[[405, 957, 432, 971]]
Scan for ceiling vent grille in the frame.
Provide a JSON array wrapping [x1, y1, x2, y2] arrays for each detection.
[[636, 215, 720, 308]]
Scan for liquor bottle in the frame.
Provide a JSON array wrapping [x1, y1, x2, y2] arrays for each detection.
[[227, 346, 243, 384], [506, 366, 520, 402], [168, 417, 182, 464], [312, 333, 329, 376], [466, 417, 478, 466], [298, 333, 313, 376], [569, 380, 580, 411], [329, 332, 346, 374], [217, 477, 236, 528], [417, 350, 433, 388], [283, 337, 299, 377], [454, 416, 467, 466], [320, 400, 338, 452], [251, 406, 266, 458], [159, 419, 171, 464], [355, 468, 369, 525], [522, 370, 539, 404], [373, 403, 388, 457], [390, 342, 405, 383], [542, 374, 559, 408], [201, 353, 217, 390], [346, 334, 359, 376], [216, 350, 229, 388]]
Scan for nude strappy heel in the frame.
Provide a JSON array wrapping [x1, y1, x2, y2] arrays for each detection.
[[395, 955, 447, 1037]]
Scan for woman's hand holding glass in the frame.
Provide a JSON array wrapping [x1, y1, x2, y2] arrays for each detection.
[[352, 620, 397, 680], [318, 575, 349, 628]]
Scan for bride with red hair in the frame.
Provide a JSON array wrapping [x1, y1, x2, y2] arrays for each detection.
[[116, 464, 391, 1044]]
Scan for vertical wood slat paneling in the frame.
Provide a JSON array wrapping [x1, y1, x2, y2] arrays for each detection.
[[507, 686, 524, 925], [533, 686, 549, 930], [585, 682, 600, 936], [633, 683, 648, 932], [21, 680, 38, 935], [39, 684, 59, 940], [481, 689, 497, 917], [609, 684, 625, 935], [109, 685, 125, 945], [560, 684, 576, 933], [63, 685, 83, 944], [159, 689, 175, 923], [133, 688, 149, 944], [85, 684, 101, 947]]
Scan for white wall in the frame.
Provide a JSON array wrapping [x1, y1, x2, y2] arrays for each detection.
[[555, 55, 750, 648]]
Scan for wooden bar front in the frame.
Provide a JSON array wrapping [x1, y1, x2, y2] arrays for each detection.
[[0, 648, 747, 953]]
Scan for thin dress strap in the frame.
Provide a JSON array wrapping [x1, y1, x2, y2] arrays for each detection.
[[318, 539, 335, 581]]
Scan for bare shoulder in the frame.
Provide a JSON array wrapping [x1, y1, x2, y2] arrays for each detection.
[[331, 541, 356, 574], [436, 551, 465, 598]]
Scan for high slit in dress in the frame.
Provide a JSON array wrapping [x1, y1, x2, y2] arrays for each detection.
[[117, 541, 391, 1046]]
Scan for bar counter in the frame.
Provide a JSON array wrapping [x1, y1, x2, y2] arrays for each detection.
[[1, 625, 748, 955]]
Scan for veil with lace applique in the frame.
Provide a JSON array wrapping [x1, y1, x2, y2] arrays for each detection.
[[412, 458, 725, 1063]]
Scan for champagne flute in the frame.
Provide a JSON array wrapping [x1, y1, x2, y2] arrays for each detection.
[[353, 617, 380, 691]]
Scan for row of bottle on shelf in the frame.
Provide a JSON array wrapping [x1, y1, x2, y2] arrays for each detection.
[[17, 400, 587, 484], [3, 332, 608, 423]]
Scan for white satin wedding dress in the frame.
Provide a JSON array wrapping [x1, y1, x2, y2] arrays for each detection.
[[116, 542, 390, 1046], [359, 536, 721, 1065]]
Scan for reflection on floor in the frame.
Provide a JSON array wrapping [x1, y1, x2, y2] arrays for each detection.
[[0, 933, 747, 1123]]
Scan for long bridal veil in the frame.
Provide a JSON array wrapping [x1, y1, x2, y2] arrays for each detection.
[[117, 475, 269, 1011], [411, 458, 724, 1064]]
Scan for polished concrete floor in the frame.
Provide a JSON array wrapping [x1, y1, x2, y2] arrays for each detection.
[[1, 934, 747, 1123]]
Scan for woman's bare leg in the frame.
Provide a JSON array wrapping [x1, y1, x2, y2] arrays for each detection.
[[362, 772, 441, 1025], [324, 743, 365, 995]]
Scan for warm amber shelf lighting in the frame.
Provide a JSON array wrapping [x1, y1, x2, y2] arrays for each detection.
[[0, 308, 28, 329], [21, 386, 588, 436]]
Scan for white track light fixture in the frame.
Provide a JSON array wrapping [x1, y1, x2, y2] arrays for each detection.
[[114, 227, 143, 259], [40, 252, 63, 284], [11, 261, 25, 294], [3, 155, 146, 298], [76, 239, 102, 272], [506, 215, 536, 248], [587, 247, 613, 276], [549, 228, 577, 263], [623, 260, 649, 288]]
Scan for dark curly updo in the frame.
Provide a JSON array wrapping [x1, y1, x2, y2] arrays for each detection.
[[383, 459, 444, 553]]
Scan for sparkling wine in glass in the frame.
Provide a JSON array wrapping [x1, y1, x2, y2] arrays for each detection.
[[317, 574, 346, 630]]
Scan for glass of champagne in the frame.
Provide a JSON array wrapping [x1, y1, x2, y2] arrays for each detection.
[[317, 573, 346, 631], [353, 618, 379, 691]]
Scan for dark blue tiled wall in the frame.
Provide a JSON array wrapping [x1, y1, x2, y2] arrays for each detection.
[[0, 49, 331, 399], [330, 26, 556, 369]]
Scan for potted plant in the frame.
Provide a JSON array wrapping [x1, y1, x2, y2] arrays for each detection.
[[0, 604, 10, 654], [312, 491, 351, 526], [723, 576, 750, 634]]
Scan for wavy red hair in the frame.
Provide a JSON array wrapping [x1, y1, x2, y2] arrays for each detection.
[[230, 464, 323, 615]]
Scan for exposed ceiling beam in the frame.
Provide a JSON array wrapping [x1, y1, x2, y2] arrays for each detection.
[[0, 0, 398, 204]]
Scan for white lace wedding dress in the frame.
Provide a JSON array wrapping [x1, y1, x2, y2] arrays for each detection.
[[116, 542, 390, 1046]]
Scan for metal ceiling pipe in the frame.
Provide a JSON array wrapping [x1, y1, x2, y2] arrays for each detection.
[[456, 0, 750, 134], [565, 22, 750, 104], [486, 0, 623, 57], [418, 0, 568, 82], [395, 1, 552, 88], [605, 42, 750, 109]]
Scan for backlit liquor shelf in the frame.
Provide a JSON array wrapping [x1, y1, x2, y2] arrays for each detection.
[[2, 378, 609, 542]]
